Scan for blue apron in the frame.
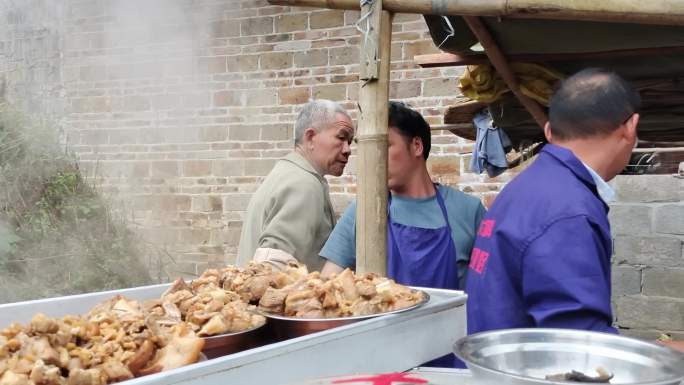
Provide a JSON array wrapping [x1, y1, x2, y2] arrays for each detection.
[[387, 186, 461, 368]]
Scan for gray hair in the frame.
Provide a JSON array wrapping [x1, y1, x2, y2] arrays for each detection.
[[294, 99, 350, 145]]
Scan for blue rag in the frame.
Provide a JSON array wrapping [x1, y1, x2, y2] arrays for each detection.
[[470, 110, 512, 177]]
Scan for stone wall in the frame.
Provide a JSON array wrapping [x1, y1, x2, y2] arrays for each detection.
[[1, 0, 682, 336], [609, 175, 684, 338]]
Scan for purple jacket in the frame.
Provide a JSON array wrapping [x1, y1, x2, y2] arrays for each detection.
[[465, 143, 616, 335]]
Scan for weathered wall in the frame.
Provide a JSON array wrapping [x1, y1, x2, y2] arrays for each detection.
[[2, 0, 509, 274], [609, 175, 684, 338], [1, 0, 682, 336]]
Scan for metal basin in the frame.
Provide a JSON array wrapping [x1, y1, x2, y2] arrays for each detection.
[[261, 291, 430, 340], [201, 321, 268, 359], [454, 328, 684, 385]]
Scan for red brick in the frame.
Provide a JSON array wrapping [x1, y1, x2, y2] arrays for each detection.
[[276, 13, 308, 33], [294, 49, 328, 68], [394, 13, 422, 23], [310, 10, 344, 29], [241, 17, 274, 36], [211, 20, 240, 38], [279, 87, 311, 105], [227, 55, 259, 72], [182, 160, 212, 177], [245, 89, 277, 106], [313, 84, 346, 101], [404, 40, 440, 60], [328, 46, 358, 65], [260, 52, 293, 70], [390, 80, 421, 99], [261, 124, 291, 140], [423, 78, 459, 97], [427, 156, 461, 176]]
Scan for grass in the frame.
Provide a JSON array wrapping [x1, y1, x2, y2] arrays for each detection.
[[0, 103, 154, 303]]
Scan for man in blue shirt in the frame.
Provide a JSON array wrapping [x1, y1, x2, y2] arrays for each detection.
[[320, 102, 485, 291], [466, 68, 640, 335], [320, 102, 485, 367]]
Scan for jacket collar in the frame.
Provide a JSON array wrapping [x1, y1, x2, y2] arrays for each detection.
[[541, 143, 608, 210], [284, 151, 326, 182]]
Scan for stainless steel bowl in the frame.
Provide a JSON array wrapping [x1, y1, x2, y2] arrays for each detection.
[[454, 328, 684, 385], [201, 321, 268, 359], [260, 291, 430, 339]]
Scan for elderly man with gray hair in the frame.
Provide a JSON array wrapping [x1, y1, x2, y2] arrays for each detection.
[[237, 99, 355, 271]]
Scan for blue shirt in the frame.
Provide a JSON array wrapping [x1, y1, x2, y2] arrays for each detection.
[[320, 185, 486, 289], [582, 163, 616, 203], [466, 144, 616, 335]]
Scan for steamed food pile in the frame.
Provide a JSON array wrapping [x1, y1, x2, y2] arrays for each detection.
[[147, 273, 266, 338], [196, 262, 425, 319], [0, 262, 424, 385], [0, 297, 204, 385]]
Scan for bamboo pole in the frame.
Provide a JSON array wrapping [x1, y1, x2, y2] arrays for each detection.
[[463, 16, 548, 128], [267, 0, 684, 26], [356, 7, 393, 276]]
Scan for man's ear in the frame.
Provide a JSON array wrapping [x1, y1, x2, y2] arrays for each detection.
[[303, 127, 317, 144], [624, 113, 639, 144], [543, 121, 553, 143], [412, 137, 424, 158]]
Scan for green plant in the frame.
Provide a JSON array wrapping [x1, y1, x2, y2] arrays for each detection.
[[0, 103, 154, 302]]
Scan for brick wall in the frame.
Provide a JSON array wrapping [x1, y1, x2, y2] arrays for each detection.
[[1, 0, 509, 276], [1, 0, 682, 335], [609, 175, 684, 338]]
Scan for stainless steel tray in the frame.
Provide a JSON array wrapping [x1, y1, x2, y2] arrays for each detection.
[[0, 286, 466, 385]]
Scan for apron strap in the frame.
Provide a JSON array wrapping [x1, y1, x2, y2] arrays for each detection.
[[387, 184, 453, 231], [434, 184, 453, 230]]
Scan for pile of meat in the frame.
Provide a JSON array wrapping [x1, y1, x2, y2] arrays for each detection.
[[0, 262, 424, 385], [258, 268, 425, 318], [144, 273, 266, 338], [0, 296, 204, 385], [0, 264, 274, 385], [197, 262, 424, 319]]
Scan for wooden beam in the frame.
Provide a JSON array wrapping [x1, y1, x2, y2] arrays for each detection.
[[416, 46, 684, 68], [355, 6, 392, 276], [267, 0, 684, 26], [463, 16, 548, 128]]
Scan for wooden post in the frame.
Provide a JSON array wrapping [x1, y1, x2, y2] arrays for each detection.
[[267, 0, 684, 26], [356, 3, 392, 276]]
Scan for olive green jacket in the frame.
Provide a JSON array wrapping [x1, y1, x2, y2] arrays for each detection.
[[236, 152, 336, 271]]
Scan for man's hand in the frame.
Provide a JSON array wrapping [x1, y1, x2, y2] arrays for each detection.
[[253, 248, 299, 271], [320, 260, 344, 278]]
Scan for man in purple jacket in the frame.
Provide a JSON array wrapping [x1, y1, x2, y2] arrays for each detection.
[[466, 68, 640, 334]]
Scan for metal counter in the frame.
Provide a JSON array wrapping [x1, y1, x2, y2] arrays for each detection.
[[0, 286, 466, 385]]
